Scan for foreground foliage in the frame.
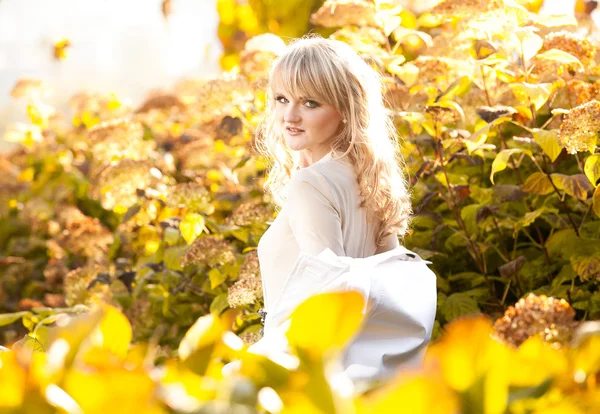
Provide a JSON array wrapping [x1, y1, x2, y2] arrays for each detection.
[[1, 293, 599, 413]]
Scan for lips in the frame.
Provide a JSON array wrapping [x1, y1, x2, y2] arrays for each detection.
[[286, 127, 304, 132]]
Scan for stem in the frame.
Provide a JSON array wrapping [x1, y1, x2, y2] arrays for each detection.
[[480, 65, 492, 106], [540, 155, 581, 237], [578, 203, 592, 234]]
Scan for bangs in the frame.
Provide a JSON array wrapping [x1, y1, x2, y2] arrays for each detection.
[[270, 47, 341, 107]]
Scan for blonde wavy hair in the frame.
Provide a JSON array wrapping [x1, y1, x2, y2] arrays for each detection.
[[254, 35, 412, 246]]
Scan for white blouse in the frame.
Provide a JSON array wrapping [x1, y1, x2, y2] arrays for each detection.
[[257, 151, 399, 312]]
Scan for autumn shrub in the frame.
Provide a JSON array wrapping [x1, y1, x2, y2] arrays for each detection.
[[1, 0, 600, 411]]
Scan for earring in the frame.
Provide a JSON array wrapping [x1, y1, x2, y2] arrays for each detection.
[[342, 119, 347, 124]]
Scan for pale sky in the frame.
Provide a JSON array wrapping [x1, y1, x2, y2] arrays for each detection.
[[0, 0, 221, 150]]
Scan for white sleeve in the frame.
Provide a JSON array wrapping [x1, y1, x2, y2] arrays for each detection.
[[286, 171, 345, 257]]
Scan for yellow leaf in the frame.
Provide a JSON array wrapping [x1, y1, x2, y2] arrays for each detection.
[[361, 375, 459, 414], [0, 353, 26, 407], [510, 82, 555, 111], [535, 49, 583, 70], [533, 13, 577, 28], [522, 172, 554, 195], [512, 30, 543, 61], [17, 167, 35, 182], [178, 314, 223, 376], [508, 336, 568, 387], [381, 15, 402, 37], [490, 149, 532, 184], [394, 62, 419, 87], [593, 186, 600, 218], [424, 316, 508, 393], [532, 129, 563, 162], [53, 39, 71, 60], [286, 291, 365, 356], [64, 366, 161, 414], [584, 154, 600, 187], [179, 213, 205, 244], [437, 76, 472, 102], [551, 173, 593, 201], [89, 305, 132, 359]]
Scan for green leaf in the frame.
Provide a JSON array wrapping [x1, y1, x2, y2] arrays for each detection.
[[460, 204, 482, 235], [210, 293, 230, 315], [208, 268, 227, 289], [179, 213, 205, 245], [585, 154, 600, 187], [490, 149, 532, 184], [570, 254, 600, 281], [522, 172, 554, 195], [532, 129, 562, 162], [0, 311, 32, 327], [516, 207, 559, 231], [442, 292, 481, 322]]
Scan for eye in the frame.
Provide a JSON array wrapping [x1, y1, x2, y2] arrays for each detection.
[[305, 100, 320, 108], [274, 95, 288, 104]]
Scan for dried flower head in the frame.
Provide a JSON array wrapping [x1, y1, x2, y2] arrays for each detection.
[[174, 74, 255, 123], [228, 251, 263, 308], [225, 200, 272, 227], [411, 56, 471, 90], [240, 34, 286, 80], [239, 250, 260, 280], [311, 0, 378, 28], [92, 160, 162, 210], [181, 236, 236, 267], [558, 99, 600, 154], [43, 258, 69, 287], [135, 92, 187, 114], [227, 275, 263, 308], [425, 104, 462, 125], [166, 183, 213, 213], [431, 0, 503, 17], [87, 118, 155, 164], [88, 117, 144, 142], [542, 30, 597, 68], [493, 293, 579, 348], [64, 264, 113, 306], [567, 79, 600, 105], [238, 330, 262, 346], [10, 78, 49, 99]]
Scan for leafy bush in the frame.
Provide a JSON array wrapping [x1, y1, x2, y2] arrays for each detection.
[[1, 0, 600, 411]]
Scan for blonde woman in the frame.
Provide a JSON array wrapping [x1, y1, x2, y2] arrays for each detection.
[[252, 35, 435, 381]]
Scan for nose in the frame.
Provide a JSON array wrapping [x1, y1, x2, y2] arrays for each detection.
[[283, 106, 301, 124]]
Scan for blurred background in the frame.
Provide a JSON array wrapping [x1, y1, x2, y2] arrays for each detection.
[[0, 0, 222, 151], [0, 0, 595, 152]]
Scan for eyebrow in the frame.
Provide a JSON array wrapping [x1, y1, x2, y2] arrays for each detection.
[[274, 92, 315, 100]]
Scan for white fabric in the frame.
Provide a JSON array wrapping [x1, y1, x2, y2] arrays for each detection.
[[254, 151, 437, 381], [250, 246, 437, 382], [257, 151, 396, 312]]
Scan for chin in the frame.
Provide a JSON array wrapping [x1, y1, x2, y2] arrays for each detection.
[[284, 138, 307, 151]]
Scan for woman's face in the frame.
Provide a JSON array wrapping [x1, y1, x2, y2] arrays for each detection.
[[272, 84, 344, 161]]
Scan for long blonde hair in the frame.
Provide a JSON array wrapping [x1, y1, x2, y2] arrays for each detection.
[[254, 35, 412, 246]]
